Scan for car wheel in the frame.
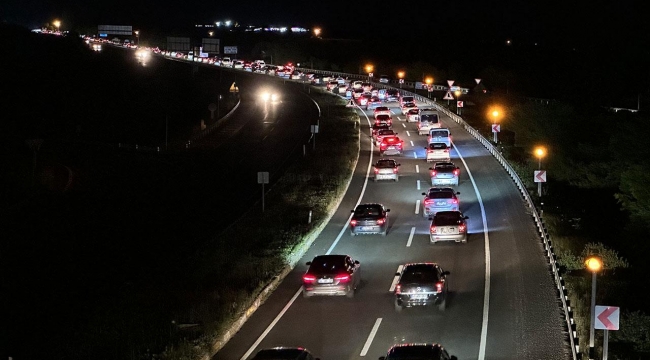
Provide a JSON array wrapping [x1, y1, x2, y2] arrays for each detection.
[[394, 176, 399, 182], [394, 299, 403, 313], [346, 286, 355, 298], [438, 297, 446, 311]]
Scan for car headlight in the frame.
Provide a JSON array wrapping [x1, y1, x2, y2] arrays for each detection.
[[261, 93, 270, 101], [271, 94, 278, 101]]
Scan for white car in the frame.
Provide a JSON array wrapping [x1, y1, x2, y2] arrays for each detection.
[[428, 128, 451, 146], [425, 143, 451, 163], [379, 75, 389, 83], [233, 60, 244, 69], [406, 108, 420, 123], [221, 57, 232, 67], [373, 106, 391, 118], [401, 102, 417, 115], [352, 80, 363, 89]]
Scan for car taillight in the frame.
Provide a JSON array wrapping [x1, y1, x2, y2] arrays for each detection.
[[430, 225, 437, 234], [459, 224, 467, 233], [350, 219, 357, 226], [445, 148, 450, 152], [374, 167, 379, 174], [395, 284, 401, 294], [377, 218, 385, 225], [435, 282, 443, 292], [453, 168, 460, 176], [303, 274, 316, 284], [424, 198, 434, 205], [452, 199, 458, 204], [430, 170, 437, 176], [393, 168, 398, 173], [335, 274, 350, 283]]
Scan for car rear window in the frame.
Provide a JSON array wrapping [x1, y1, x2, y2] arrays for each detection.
[[310, 256, 347, 273], [401, 265, 439, 283], [421, 114, 439, 123], [354, 205, 382, 216], [435, 164, 455, 171], [402, 96, 414, 102], [376, 115, 391, 120], [434, 212, 463, 226], [428, 190, 454, 198], [376, 160, 396, 167]]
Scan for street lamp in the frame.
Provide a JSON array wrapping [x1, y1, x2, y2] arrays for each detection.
[[365, 64, 374, 82], [53, 20, 61, 33], [454, 90, 462, 115], [397, 71, 405, 88], [585, 256, 603, 360], [134, 30, 140, 46], [425, 77, 433, 98], [489, 107, 503, 143], [534, 146, 547, 197], [313, 27, 321, 38]]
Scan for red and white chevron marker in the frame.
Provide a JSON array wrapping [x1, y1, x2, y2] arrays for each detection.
[[595, 306, 620, 330]]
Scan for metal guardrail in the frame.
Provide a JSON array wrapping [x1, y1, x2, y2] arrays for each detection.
[[294, 67, 580, 360]]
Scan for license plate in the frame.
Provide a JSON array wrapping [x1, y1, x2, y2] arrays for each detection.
[[387, 146, 395, 150], [410, 294, 428, 300], [435, 201, 448, 206], [360, 226, 374, 231], [318, 278, 333, 284]]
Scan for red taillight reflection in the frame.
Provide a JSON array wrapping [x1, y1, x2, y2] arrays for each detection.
[[377, 218, 385, 225], [392, 168, 398, 173], [335, 274, 350, 282], [303, 274, 316, 283], [453, 169, 460, 176], [350, 219, 357, 226], [374, 167, 379, 174], [395, 284, 401, 294], [459, 224, 467, 233], [435, 281, 443, 292], [430, 170, 437, 177]]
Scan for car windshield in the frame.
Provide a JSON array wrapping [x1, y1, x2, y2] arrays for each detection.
[[354, 205, 382, 216], [376, 159, 396, 167], [428, 190, 454, 198], [309, 255, 347, 274], [421, 114, 439, 122], [402, 96, 414, 102], [434, 211, 464, 226], [400, 265, 439, 283], [435, 164, 455, 171], [429, 143, 447, 150]]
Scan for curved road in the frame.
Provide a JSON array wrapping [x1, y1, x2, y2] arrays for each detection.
[[213, 85, 569, 359]]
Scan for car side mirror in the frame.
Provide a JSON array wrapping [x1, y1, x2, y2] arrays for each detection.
[[397, 164, 401, 167], [464, 216, 469, 219], [386, 209, 390, 212], [423, 147, 427, 150], [422, 192, 426, 196], [306, 261, 312, 265], [354, 260, 360, 265], [429, 168, 433, 170], [456, 192, 461, 194], [442, 270, 450, 276]]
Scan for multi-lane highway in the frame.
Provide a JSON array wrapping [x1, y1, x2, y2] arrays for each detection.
[[214, 88, 570, 359]]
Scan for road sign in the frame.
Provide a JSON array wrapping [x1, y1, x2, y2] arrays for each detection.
[[595, 306, 620, 330], [369, 72, 373, 78], [475, 78, 481, 84], [224, 46, 238, 54], [492, 124, 501, 133], [399, 79, 404, 84], [447, 80, 454, 87], [534, 170, 547, 183], [457, 101, 464, 108], [257, 172, 269, 184], [443, 91, 454, 100], [229, 82, 239, 93]]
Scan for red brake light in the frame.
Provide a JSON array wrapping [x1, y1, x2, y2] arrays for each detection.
[[459, 224, 467, 233], [435, 281, 443, 292], [430, 170, 437, 176], [303, 274, 316, 283], [453, 168, 460, 176], [424, 198, 434, 205], [392, 167, 398, 173], [445, 148, 450, 152], [335, 274, 350, 282], [374, 167, 379, 174], [350, 219, 357, 226], [430, 225, 436, 233], [452, 198, 458, 204], [395, 284, 401, 294], [377, 218, 385, 225]]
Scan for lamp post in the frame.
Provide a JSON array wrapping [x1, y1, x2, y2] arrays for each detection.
[[585, 256, 603, 360], [491, 110, 500, 143], [365, 64, 374, 82], [454, 90, 462, 115], [134, 30, 140, 46], [398, 71, 405, 89], [425, 77, 433, 98], [534, 146, 546, 198]]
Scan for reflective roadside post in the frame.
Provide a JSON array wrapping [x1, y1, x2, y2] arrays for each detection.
[[585, 256, 603, 360], [398, 71, 405, 89], [535, 146, 547, 197], [257, 172, 270, 212]]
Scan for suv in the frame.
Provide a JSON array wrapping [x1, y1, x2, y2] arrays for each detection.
[[373, 106, 391, 117], [374, 114, 392, 127], [428, 128, 451, 146], [386, 89, 400, 102], [374, 128, 397, 146], [350, 203, 390, 236], [394, 263, 450, 312], [379, 343, 458, 360], [430, 211, 469, 244], [302, 254, 361, 298], [252, 347, 320, 360], [430, 162, 460, 186], [418, 110, 441, 134], [373, 158, 401, 182], [422, 187, 460, 218]]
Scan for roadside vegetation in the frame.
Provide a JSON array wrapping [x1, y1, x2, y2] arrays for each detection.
[[449, 91, 650, 359]]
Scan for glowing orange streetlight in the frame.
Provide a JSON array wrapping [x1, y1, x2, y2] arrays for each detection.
[[53, 20, 61, 33], [585, 256, 603, 360]]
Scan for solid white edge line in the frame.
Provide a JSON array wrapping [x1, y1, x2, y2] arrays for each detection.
[[415, 200, 420, 214], [415, 164, 420, 173], [406, 226, 415, 247], [326, 107, 374, 255], [417, 179, 421, 190], [239, 289, 302, 360], [360, 318, 383, 356], [389, 265, 403, 292], [452, 142, 491, 360]]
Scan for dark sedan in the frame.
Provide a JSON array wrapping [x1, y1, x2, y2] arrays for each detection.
[[350, 203, 390, 236], [302, 254, 361, 298], [394, 262, 450, 311]]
